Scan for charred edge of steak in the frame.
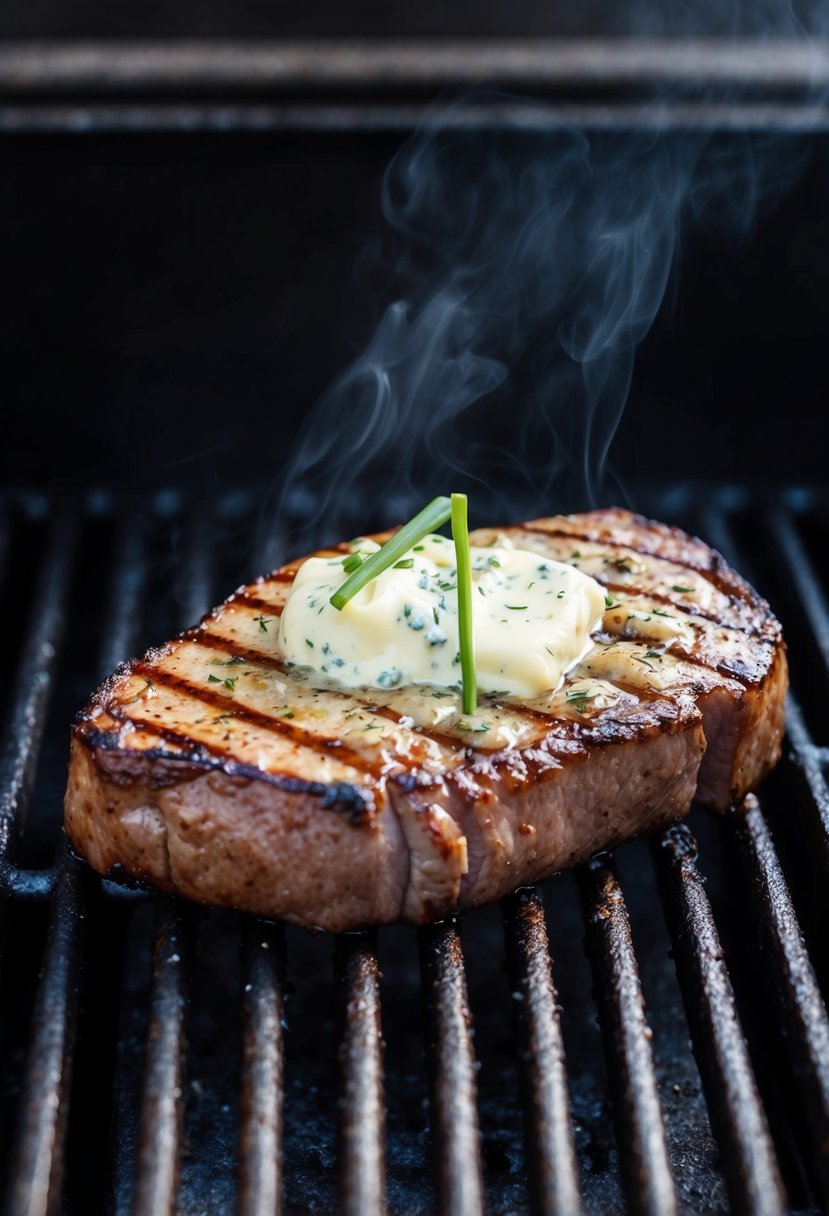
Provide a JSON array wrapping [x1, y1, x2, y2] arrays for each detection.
[[539, 508, 771, 614], [72, 726, 375, 824]]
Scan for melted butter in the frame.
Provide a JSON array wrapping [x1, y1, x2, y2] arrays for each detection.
[[607, 603, 688, 642], [277, 534, 606, 698]]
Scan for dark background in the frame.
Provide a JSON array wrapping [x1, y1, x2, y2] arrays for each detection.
[[0, 0, 825, 39], [2, 130, 828, 500], [2, 4, 828, 510]]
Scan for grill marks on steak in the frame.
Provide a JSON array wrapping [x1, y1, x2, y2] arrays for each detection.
[[64, 508, 787, 931]]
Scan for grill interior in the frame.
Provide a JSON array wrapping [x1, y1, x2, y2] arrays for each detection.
[[1, 482, 829, 1216]]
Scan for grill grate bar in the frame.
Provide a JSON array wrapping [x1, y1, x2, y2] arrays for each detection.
[[5, 859, 83, 1216], [766, 508, 829, 678], [698, 505, 829, 869], [502, 888, 582, 1216], [131, 899, 193, 1216], [336, 933, 387, 1216], [0, 512, 75, 860], [653, 825, 786, 1215], [781, 696, 829, 874], [130, 506, 209, 1216], [98, 510, 166, 1215], [419, 921, 485, 1216], [179, 504, 213, 628], [96, 510, 149, 679], [238, 918, 286, 1216], [2, 866, 55, 901], [2, 512, 80, 1216], [578, 857, 678, 1216], [728, 795, 829, 1204]]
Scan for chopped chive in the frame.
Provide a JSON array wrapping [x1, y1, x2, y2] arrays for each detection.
[[451, 493, 477, 716], [458, 720, 490, 733], [207, 674, 221, 683], [505, 604, 528, 611], [342, 552, 363, 573], [224, 678, 236, 691], [672, 584, 693, 593], [393, 558, 414, 569], [254, 615, 271, 632], [330, 496, 452, 610], [604, 595, 617, 608], [652, 608, 674, 618], [565, 687, 595, 700]]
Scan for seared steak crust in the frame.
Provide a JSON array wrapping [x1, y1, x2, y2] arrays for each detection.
[[64, 508, 787, 931]]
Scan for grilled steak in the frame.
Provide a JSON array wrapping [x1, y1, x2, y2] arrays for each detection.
[[64, 508, 787, 931]]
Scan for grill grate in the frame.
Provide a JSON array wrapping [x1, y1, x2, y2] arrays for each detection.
[[1, 485, 829, 1215]]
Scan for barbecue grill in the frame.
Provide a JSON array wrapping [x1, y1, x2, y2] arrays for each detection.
[[0, 483, 827, 1216], [3, 22, 829, 1216]]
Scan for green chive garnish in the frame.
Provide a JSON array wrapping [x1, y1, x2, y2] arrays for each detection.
[[451, 492, 477, 716], [342, 552, 363, 573], [330, 496, 452, 610], [393, 558, 414, 569]]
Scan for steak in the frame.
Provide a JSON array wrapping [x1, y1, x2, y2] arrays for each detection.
[[64, 508, 787, 931]]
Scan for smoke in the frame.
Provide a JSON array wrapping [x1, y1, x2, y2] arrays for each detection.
[[276, 36, 814, 541]]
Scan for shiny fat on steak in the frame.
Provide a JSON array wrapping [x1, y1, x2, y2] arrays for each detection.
[[64, 508, 788, 932]]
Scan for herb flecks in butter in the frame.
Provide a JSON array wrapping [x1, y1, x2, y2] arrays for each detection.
[[277, 534, 606, 699]]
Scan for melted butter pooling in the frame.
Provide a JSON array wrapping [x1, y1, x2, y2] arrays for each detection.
[[278, 534, 606, 699]]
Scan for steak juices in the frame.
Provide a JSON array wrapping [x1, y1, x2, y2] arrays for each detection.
[[64, 507, 787, 931]]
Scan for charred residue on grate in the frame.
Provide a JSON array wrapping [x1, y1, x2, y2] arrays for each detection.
[[1, 486, 829, 1214]]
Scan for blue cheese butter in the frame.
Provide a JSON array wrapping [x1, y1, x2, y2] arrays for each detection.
[[277, 534, 606, 699]]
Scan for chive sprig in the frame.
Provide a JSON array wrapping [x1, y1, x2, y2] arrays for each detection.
[[451, 493, 477, 715], [329, 495, 452, 611]]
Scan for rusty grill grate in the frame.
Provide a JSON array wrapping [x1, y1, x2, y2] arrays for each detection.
[[1, 484, 829, 1215]]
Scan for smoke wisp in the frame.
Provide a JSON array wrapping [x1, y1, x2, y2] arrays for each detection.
[[276, 83, 810, 540]]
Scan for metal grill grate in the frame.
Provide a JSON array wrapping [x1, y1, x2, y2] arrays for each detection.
[[1, 485, 828, 1215]]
